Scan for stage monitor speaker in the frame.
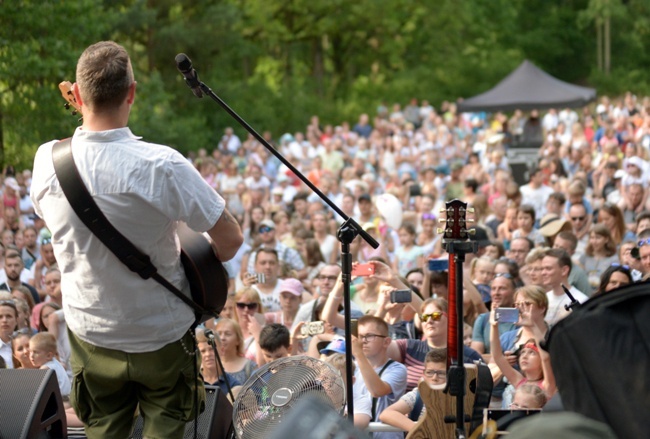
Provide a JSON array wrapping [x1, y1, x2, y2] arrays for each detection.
[[0, 369, 67, 439], [132, 385, 234, 439]]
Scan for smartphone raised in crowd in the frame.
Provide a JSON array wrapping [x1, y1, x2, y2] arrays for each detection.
[[350, 319, 358, 337], [390, 289, 412, 303], [300, 321, 325, 337], [352, 263, 375, 277], [495, 307, 519, 323]]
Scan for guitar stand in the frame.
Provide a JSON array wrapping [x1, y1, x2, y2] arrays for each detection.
[[175, 56, 380, 420]]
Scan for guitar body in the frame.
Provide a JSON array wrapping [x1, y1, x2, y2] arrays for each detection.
[[178, 223, 229, 322], [406, 363, 492, 439]]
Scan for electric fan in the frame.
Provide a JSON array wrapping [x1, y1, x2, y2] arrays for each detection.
[[232, 355, 346, 438]]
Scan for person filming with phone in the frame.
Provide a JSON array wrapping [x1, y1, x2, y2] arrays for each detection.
[[489, 285, 556, 409]]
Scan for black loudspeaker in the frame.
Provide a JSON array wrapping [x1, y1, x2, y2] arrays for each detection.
[[132, 385, 234, 439], [0, 369, 67, 438]]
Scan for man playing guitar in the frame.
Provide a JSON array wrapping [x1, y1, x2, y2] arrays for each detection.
[[31, 41, 243, 438]]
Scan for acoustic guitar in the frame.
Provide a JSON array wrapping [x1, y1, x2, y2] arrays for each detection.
[[407, 200, 492, 438], [59, 81, 229, 321]]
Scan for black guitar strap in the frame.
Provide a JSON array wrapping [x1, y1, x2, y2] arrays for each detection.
[[371, 359, 395, 420], [51, 138, 207, 317]]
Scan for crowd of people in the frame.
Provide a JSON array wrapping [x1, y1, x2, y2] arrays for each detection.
[[2, 91, 650, 436]]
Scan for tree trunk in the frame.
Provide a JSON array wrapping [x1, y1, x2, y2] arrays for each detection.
[[0, 109, 4, 169], [596, 21, 603, 72], [312, 37, 324, 97], [604, 14, 610, 75]]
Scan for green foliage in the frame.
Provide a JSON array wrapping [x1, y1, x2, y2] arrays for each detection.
[[1, 0, 649, 170]]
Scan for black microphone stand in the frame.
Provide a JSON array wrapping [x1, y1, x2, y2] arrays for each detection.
[[176, 56, 379, 420], [204, 329, 235, 403], [561, 284, 581, 311]]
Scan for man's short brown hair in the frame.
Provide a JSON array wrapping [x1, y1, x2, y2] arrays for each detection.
[[76, 41, 133, 110]]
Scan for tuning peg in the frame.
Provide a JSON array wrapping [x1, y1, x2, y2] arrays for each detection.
[[467, 207, 475, 213], [466, 219, 474, 223], [467, 228, 476, 236], [439, 208, 446, 213], [438, 218, 446, 223], [436, 228, 445, 234]]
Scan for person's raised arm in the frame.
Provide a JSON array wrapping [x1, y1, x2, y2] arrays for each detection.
[[207, 208, 243, 262], [321, 274, 346, 330], [489, 308, 523, 387], [351, 336, 392, 398], [379, 399, 415, 432], [370, 260, 423, 312], [530, 319, 557, 397]]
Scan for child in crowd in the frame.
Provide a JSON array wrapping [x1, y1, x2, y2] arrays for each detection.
[[258, 323, 292, 364], [393, 223, 426, 277], [512, 204, 545, 246], [496, 204, 518, 249], [29, 332, 71, 397], [379, 348, 447, 431], [510, 383, 547, 410], [469, 256, 495, 306]]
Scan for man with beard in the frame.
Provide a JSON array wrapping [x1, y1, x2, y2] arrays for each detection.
[[21, 226, 39, 270], [0, 252, 39, 304]]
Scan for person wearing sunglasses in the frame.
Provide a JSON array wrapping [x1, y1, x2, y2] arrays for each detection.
[[567, 203, 590, 257], [387, 297, 482, 393]]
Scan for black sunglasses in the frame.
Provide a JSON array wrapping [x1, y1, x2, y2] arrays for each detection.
[[236, 302, 258, 310]]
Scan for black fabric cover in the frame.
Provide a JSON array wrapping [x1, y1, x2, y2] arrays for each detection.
[[545, 283, 650, 439], [457, 60, 596, 112]]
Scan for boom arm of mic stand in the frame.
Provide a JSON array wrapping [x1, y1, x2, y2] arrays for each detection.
[[185, 76, 379, 421], [195, 82, 379, 249]]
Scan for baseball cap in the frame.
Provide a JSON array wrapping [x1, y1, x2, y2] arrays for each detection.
[[259, 219, 275, 229], [319, 338, 347, 356], [278, 278, 303, 297]]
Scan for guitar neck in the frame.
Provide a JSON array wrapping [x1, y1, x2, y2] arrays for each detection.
[[447, 253, 458, 366]]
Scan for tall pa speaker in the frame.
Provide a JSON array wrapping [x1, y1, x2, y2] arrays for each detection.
[[0, 369, 67, 438], [132, 385, 234, 439]]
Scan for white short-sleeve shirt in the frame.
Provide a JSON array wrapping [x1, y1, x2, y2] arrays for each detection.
[[31, 127, 225, 352]]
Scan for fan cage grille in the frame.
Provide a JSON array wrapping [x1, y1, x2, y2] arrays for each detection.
[[233, 356, 346, 438]]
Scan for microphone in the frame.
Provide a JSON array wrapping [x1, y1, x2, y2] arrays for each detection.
[[203, 328, 216, 340], [175, 53, 203, 98]]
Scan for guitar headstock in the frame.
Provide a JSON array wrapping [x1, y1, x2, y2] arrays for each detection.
[[58, 81, 82, 118], [439, 199, 474, 241]]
